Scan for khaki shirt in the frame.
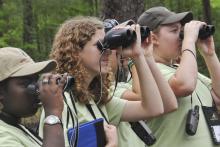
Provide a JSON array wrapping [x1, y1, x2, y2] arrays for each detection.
[[0, 120, 41, 147]]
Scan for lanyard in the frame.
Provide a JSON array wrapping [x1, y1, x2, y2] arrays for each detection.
[[86, 104, 109, 124]]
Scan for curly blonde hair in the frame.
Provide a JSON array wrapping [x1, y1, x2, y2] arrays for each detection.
[[50, 16, 112, 105]]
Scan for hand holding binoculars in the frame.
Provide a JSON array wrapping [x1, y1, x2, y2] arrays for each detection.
[[97, 19, 150, 52], [26, 75, 75, 97], [179, 25, 215, 40], [100, 19, 215, 52]]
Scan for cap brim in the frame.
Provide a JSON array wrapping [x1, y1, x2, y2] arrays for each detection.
[[162, 11, 193, 25], [11, 60, 57, 77]]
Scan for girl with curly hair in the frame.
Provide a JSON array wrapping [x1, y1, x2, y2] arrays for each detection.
[[39, 16, 169, 147]]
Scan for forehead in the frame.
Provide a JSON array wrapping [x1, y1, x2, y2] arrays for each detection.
[[9, 75, 39, 82], [161, 22, 181, 29]]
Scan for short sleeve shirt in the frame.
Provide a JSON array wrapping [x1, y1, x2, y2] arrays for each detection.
[[147, 63, 218, 147], [109, 82, 146, 147], [39, 92, 126, 147], [0, 120, 41, 147]]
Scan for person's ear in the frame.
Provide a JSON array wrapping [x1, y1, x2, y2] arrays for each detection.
[[151, 33, 159, 46]]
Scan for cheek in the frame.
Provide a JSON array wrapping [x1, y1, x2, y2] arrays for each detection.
[[7, 88, 29, 107], [161, 35, 179, 50], [81, 48, 101, 69], [158, 37, 178, 58]]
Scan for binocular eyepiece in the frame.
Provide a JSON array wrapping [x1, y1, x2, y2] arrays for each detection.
[[179, 25, 215, 40], [98, 19, 150, 51], [104, 19, 119, 33], [26, 76, 75, 97]]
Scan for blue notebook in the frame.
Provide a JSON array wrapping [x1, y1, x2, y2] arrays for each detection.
[[67, 118, 106, 147]]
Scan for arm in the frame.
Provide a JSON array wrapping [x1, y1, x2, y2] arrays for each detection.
[[123, 37, 177, 113], [197, 36, 220, 108], [39, 74, 65, 147], [143, 36, 177, 113], [168, 21, 205, 97], [118, 64, 141, 101], [145, 55, 177, 113], [119, 25, 164, 121]]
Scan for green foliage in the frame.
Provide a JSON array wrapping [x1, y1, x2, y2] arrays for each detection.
[[0, 0, 219, 76], [0, 0, 96, 61], [212, 0, 220, 8], [0, 0, 23, 47]]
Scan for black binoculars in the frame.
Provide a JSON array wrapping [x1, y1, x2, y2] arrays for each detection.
[[26, 76, 75, 96], [179, 25, 215, 40], [98, 19, 150, 51], [104, 19, 119, 33]]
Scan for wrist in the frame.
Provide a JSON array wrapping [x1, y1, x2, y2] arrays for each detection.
[[105, 143, 117, 147], [203, 53, 218, 63], [181, 49, 196, 59], [44, 115, 63, 127], [145, 55, 155, 62], [183, 37, 196, 45], [182, 39, 196, 50], [45, 109, 62, 118], [202, 51, 216, 58]]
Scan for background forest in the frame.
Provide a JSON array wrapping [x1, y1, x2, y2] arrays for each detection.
[[0, 0, 219, 75]]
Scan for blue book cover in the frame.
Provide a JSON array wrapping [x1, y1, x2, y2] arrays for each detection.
[[68, 118, 106, 147]]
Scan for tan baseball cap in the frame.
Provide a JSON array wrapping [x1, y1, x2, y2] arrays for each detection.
[[0, 47, 57, 81], [138, 6, 193, 30]]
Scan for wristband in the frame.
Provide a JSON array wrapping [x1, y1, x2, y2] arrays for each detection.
[[182, 49, 196, 59]]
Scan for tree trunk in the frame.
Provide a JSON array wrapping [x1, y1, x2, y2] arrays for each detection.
[[101, 0, 145, 23], [202, 0, 212, 24], [22, 0, 35, 47], [0, 0, 3, 37]]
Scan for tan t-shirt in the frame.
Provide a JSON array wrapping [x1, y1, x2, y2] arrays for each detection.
[[0, 120, 41, 147]]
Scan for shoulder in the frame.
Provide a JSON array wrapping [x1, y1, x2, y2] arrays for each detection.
[[0, 121, 25, 146]]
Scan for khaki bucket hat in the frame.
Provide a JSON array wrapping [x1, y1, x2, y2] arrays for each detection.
[[138, 6, 193, 30], [0, 47, 57, 81]]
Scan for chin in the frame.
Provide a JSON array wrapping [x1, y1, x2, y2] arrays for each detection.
[[101, 65, 111, 72], [22, 107, 39, 117], [100, 69, 110, 75]]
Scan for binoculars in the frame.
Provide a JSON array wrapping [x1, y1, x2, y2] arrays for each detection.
[[26, 76, 75, 96], [97, 19, 150, 51], [179, 25, 215, 40]]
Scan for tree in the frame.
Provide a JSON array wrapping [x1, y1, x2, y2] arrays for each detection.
[[22, 0, 35, 52], [202, 0, 212, 24], [101, 0, 145, 22]]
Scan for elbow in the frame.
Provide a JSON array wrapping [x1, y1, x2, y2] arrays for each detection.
[[146, 105, 164, 118], [152, 109, 164, 117], [164, 102, 178, 113], [172, 80, 197, 97]]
